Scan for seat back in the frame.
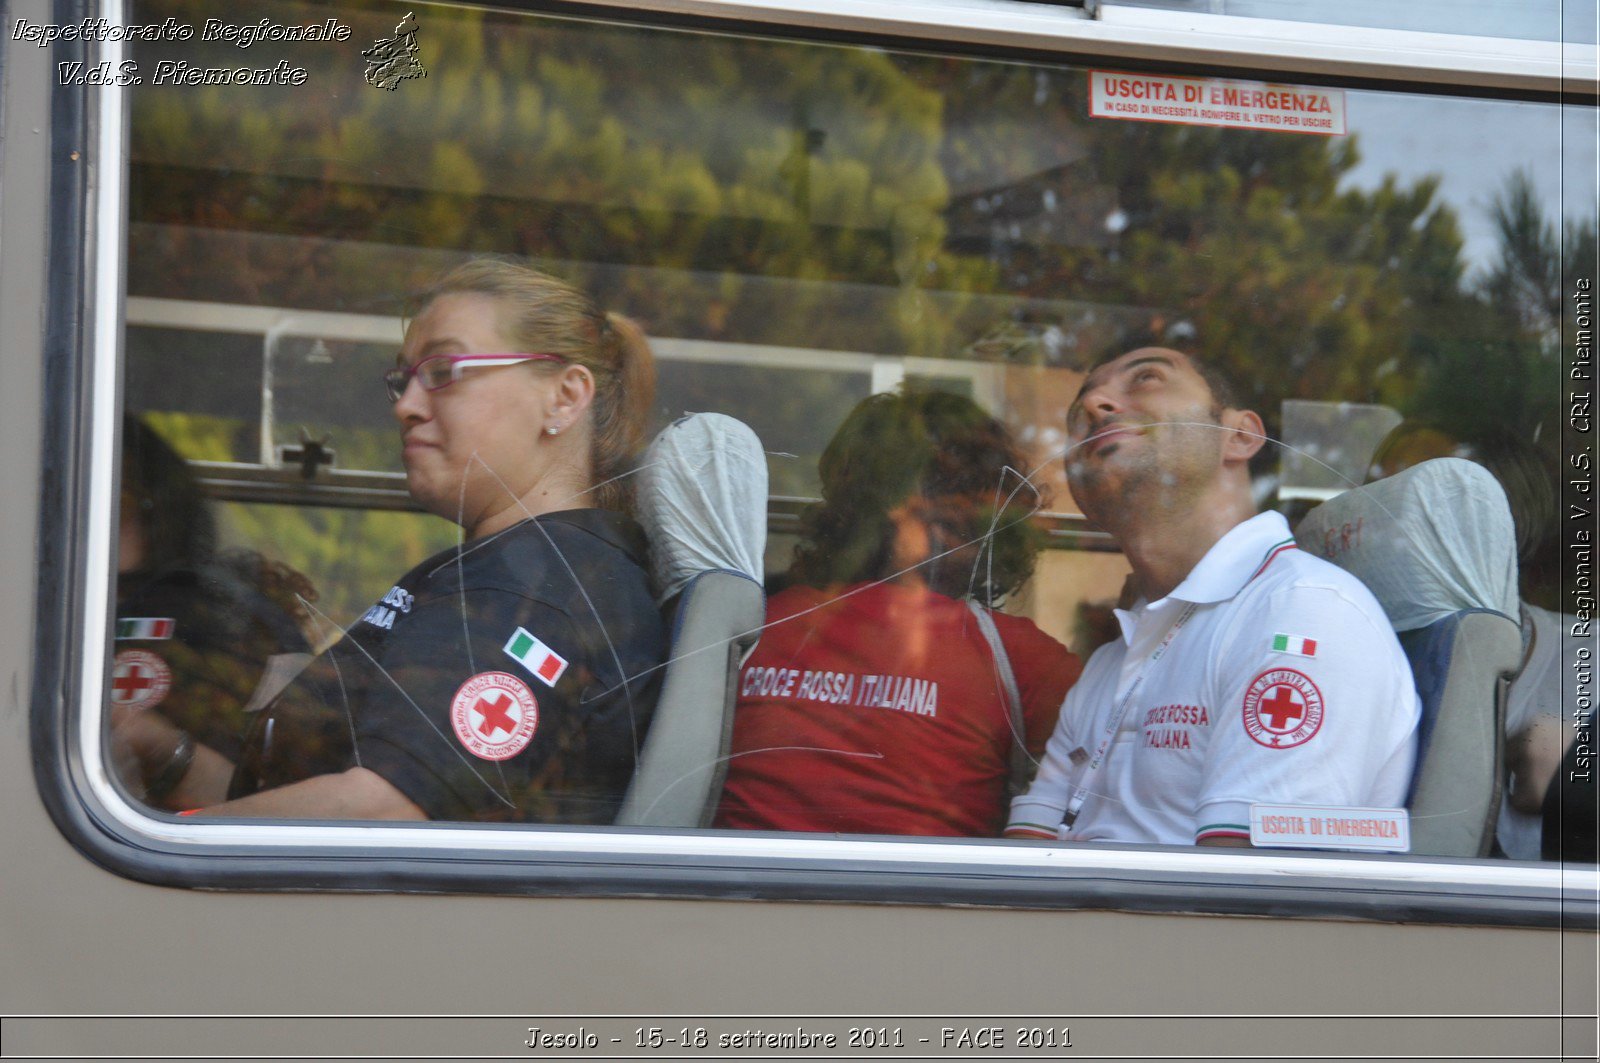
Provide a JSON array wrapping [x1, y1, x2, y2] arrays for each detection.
[[615, 569, 763, 826], [617, 414, 767, 827], [1399, 610, 1519, 857], [1295, 458, 1521, 858]]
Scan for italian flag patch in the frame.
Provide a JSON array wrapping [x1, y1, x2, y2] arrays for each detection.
[[116, 617, 175, 640], [1271, 633, 1317, 658], [503, 627, 569, 687]]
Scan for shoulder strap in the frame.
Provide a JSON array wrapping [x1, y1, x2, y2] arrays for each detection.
[[967, 600, 1031, 798]]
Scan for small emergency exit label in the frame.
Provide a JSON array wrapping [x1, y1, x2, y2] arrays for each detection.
[[1250, 803, 1410, 852], [1089, 71, 1346, 136]]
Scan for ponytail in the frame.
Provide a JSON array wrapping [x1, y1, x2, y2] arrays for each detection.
[[590, 311, 657, 511]]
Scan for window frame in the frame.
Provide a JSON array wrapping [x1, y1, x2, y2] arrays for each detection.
[[31, 0, 1598, 928], [537, 0, 1596, 97]]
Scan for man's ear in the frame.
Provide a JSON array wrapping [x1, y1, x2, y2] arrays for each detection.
[[1220, 408, 1266, 466], [548, 364, 596, 424]]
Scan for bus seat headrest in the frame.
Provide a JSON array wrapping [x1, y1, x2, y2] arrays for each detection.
[[637, 413, 767, 606], [1294, 457, 1517, 631]]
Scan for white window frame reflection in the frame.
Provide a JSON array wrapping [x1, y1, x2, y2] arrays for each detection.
[[125, 295, 1002, 487]]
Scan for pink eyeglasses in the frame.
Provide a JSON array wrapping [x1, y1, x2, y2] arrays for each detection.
[[384, 352, 566, 402]]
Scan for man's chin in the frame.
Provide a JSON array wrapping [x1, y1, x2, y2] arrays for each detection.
[[1066, 461, 1133, 522]]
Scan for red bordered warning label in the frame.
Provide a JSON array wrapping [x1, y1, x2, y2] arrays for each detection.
[[111, 649, 172, 711], [1089, 70, 1346, 136], [450, 671, 539, 761]]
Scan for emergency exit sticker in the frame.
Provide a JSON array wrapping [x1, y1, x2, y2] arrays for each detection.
[[1250, 803, 1410, 852], [1090, 71, 1346, 136]]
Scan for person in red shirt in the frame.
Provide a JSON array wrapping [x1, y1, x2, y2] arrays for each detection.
[[715, 389, 1082, 837]]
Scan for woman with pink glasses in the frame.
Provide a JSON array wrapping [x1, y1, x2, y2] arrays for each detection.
[[121, 260, 666, 823]]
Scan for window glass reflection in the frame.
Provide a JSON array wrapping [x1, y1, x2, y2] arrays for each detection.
[[112, 0, 1591, 859]]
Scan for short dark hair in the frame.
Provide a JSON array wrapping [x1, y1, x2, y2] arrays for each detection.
[[1085, 334, 1243, 414], [790, 389, 1045, 605]]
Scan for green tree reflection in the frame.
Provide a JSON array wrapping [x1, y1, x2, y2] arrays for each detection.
[[120, 0, 1584, 618]]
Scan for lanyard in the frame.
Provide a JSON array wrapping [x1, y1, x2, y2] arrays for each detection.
[[1062, 601, 1199, 829]]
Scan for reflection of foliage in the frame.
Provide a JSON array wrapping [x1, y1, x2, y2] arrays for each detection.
[[128, 0, 1538, 412], [140, 410, 238, 462], [926, 64, 1478, 425], [1393, 170, 1591, 612], [220, 502, 458, 630], [125, 1, 1576, 402], [1408, 169, 1594, 445], [128, 0, 993, 355], [1485, 171, 1564, 341], [122, 0, 1584, 616]]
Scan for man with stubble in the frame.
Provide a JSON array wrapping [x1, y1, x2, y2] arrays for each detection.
[[1007, 347, 1419, 847]]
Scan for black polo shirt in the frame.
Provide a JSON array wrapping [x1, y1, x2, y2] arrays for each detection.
[[230, 510, 665, 824]]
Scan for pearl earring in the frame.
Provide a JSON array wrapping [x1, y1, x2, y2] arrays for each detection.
[[546, 426, 559, 436]]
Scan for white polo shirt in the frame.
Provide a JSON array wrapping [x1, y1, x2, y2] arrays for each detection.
[[1009, 511, 1419, 846]]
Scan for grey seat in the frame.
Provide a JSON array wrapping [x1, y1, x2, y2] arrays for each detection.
[[616, 414, 767, 827], [1396, 610, 1521, 856], [1295, 458, 1522, 858], [615, 570, 763, 826]]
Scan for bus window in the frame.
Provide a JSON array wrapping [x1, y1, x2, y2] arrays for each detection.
[[44, 0, 1593, 914]]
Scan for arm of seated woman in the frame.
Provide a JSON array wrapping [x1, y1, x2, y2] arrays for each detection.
[[191, 767, 426, 820], [111, 704, 235, 811]]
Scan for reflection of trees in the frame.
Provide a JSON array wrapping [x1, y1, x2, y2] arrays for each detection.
[[1383, 171, 1592, 612], [1486, 171, 1565, 341], [1408, 170, 1594, 444], [927, 63, 1479, 423], [128, 2, 1573, 397], [123, 0, 1582, 613], [129, 1, 1533, 412], [221, 504, 458, 634], [129, 0, 990, 355]]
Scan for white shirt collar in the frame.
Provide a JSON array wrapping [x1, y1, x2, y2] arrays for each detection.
[[1114, 512, 1297, 644]]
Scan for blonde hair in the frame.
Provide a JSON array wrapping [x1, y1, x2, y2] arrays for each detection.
[[415, 259, 657, 511]]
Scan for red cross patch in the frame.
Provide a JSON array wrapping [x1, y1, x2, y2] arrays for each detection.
[[1241, 667, 1323, 749], [450, 671, 539, 761], [111, 649, 172, 711]]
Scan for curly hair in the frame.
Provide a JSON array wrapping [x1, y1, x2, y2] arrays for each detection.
[[789, 389, 1045, 605]]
